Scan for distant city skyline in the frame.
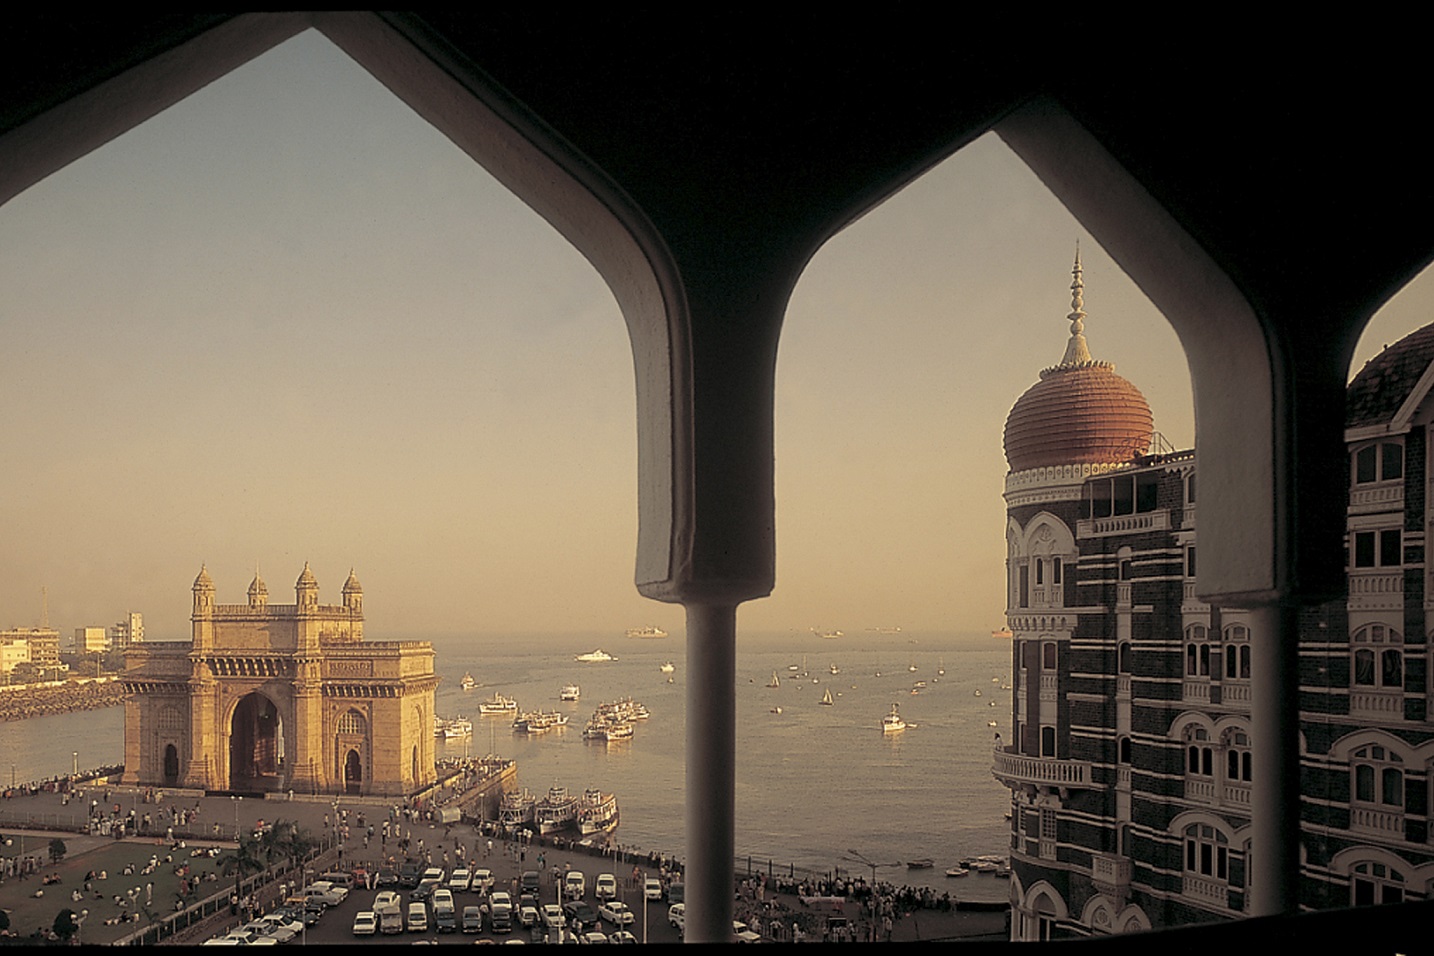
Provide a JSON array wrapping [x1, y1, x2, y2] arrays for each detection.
[[1, 31, 1429, 640]]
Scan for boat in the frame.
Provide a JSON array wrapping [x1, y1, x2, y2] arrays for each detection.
[[498, 789, 537, 831], [560, 684, 581, 701], [882, 704, 906, 734], [659, 661, 675, 674], [434, 716, 472, 739], [625, 625, 669, 639], [820, 688, 834, 706], [459, 671, 476, 691], [575, 649, 617, 662], [906, 858, 934, 869], [535, 786, 581, 834], [974, 689, 982, 697], [577, 788, 620, 837], [938, 659, 946, 676], [829, 663, 840, 675], [913, 680, 926, 688], [812, 629, 843, 639], [771, 706, 782, 714], [767, 672, 781, 688], [945, 867, 969, 878], [992, 626, 1014, 639], [908, 664, 917, 672], [478, 693, 519, 715], [987, 720, 998, 727]]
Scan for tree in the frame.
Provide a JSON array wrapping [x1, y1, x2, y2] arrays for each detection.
[[218, 835, 267, 912], [260, 819, 315, 871], [52, 908, 77, 941], [47, 838, 66, 864]]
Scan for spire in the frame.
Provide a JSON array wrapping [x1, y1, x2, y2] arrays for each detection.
[[1059, 242, 1094, 366]]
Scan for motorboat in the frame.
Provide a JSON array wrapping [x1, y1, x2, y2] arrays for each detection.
[[625, 625, 668, 639], [882, 704, 906, 734], [499, 789, 537, 831], [434, 716, 472, 739], [478, 693, 519, 715], [560, 684, 581, 701], [906, 858, 934, 869], [459, 672, 476, 691], [659, 661, 675, 674], [945, 866, 969, 878], [576, 649, 617, 663]]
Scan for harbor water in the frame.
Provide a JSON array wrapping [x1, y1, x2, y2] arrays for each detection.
[[0, 630, 1014, 899]]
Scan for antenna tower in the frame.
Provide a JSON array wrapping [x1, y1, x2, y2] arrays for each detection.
[[41, 586, 49, 628]]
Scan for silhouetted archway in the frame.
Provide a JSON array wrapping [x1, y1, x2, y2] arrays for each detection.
[[230, 692, 284, 792], [344, 749, 362, 795], [163, 744, 180, 787]]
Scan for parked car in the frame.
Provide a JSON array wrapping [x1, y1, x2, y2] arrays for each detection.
[[433, 903, 457, 933], [519, 904, 540, 928], [598, 901, 634, 926], [594, 873, 617, 901], [563, 870, 586, 900], [541, 904, 566, 930], [351, 911, 377, 936], [411, 880, 440, 904], [399, 861, 423, 887], [432, 888, 455, 911], [667, 882, 684, 904], [448, 868, 472, 893], [489, 891, 513, 932], [610, 930, 639, 944], [582, 931, 609, 944], [669, 902, 685, 932], [644, 878, 663, 901], [407, 901, 428, 932], [375, 866, 399, 887], [472, 868, 495, 893], [462, 905, 483, 933], [520, 870, 541, 896], [562, 900, 598, 933]]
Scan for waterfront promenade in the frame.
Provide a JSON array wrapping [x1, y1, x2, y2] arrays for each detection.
[[0, 774, 1007, 944]]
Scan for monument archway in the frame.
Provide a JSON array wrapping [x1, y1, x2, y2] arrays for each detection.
[[230, 692, 286, 792], [344, 749, 362, 795], [163, 744, 180, 787]]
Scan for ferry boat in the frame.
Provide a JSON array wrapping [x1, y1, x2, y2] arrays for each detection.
[[535, 786, 581, 834], [625, 625, 668, 639], [434, 716, 473, 739], [575, 649, 617, 663], [478, 693, 519, 716], [812, 629, 843, 639], [578, 788, 620, 837], [499, 789, 537, 830], [560, 684, 581, 701], [881, 704, 907, 734], [459, 672, 476, 691], [582, 718, 634, 741]]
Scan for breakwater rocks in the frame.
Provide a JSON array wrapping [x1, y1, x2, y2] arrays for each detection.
[[0, 677, 126, 722]]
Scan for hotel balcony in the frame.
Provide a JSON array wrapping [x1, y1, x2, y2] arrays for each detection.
[[1183, 874, 1229, 910], [1348, 569, 1403, 612], [1349, 689, 1404, 721], [1350, 806, 1404, 839], [1077, 509, 1171, 539], [992, 746, 1096, 791], [1091, 853, 1132, 902]]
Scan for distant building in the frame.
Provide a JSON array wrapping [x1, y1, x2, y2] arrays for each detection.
[[120, 564, 439, 796], [74, 626, 109, 653], [993, 257, 1434, 938], [1, 627, 60, 668], [0, 636, 30, 677], [110, 612, 144, 650]]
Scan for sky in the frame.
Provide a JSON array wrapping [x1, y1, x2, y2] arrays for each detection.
[[0, 31, 1428, 641]]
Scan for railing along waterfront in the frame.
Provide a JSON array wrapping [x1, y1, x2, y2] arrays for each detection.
[[992, 747, 1093, 788]]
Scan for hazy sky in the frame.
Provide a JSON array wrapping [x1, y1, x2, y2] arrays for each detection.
[[1, 32, 1428, 641]]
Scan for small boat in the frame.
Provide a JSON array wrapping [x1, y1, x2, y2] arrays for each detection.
[[813, 629, 843, 639], [829, 663, 840, 675], [576, 649, 617, 663], [945, 867, 969, 878], [974, 689, 982, 697], [820, 688, 834, 706], [908, 664, 917, 673], [478, 693, 519, 715], [659, 661, 675, 674], [459, 672, 476, 691], [882, 704, 906, 734], [906, 858, 934, 869], [771, 706, 783, 714], [434, 716, 473, 739], [626, 625, 669, 639], [560, 684, 581, 701], [913, 680, 926, 688], [987, 720, 998, 727], [499, 789, 537, 830], [937, 659, 946, 676], [767, 672, 781, 688], [991, 677, 1000, 683], [535, 786, 581, 834], [993, 626, 1014, 639]]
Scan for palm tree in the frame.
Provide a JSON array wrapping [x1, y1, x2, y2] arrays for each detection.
[[260, 819, 317, 881], [218, 834, 266, 913]]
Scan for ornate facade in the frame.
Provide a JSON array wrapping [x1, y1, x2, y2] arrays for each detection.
[[121, 565, 438, 796], [994, 261, 1434, 938]]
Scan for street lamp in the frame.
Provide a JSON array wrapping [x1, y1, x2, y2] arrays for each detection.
[[232, 795, 242, 841], [72, 751, 78, 777], [76, 908, 89, 945], [843, 849, 900, 942]]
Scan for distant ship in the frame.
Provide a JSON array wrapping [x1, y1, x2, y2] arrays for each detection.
[[560, 684, 581, 701], [434, 715, 473, 739], [812, 628, 843, 639], [575, 649, 618, 663], [659, 661, 675, 674], [625, 626, 668, 639], [992, 626, 1014, 639], [459, 672, 476, 692], [578, 788, 620, 837], [882, 704, 907, 734], [867, 627, 903, 634], [478, 693, 519, 715]]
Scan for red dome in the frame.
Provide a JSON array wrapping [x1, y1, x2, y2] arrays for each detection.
[[1004, 363, 1153, 472]]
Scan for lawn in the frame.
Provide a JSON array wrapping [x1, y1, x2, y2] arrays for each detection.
[[0, 835, 230, 945]]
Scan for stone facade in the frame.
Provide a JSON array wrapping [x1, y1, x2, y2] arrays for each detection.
[[120, 565, 438, 796]]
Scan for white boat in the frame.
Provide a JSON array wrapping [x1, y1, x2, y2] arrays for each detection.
[[659, 661, 675, 674], [820, 688, 834, 706], [478, 693, 519, 715], [459, 672, 476, 691], [882, 704, 906, 734], [767, 672, 781, 688], [578, 788, 620, 837], [992, 626, 1014, 639], [945, 867, 969, 878], [829, 663, 840, 675], [625, 625, 668, 639], [499, 789, 537, 830], [434, 716, 472, 739], [536, 786, 581, 834], [812, 629, 843, 639], [576, 649, 617, 663], [560, 684, 581, 701]]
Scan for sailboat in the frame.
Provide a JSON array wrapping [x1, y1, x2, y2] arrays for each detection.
[[767, 671, 781, 688], [820, 687, 834, 706]]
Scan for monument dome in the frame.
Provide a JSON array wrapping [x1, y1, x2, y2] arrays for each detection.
[[1003, 252, 1153, 473]]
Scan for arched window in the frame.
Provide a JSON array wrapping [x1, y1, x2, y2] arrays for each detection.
[[1351, 745, 1404, 807], [337, 709, 366, 736], [1041, 725, 1057, 758], [1223, 625, 1251, 680], [1185, 728, 1213, 776], [1351, 861, 1406, 906], [1118, 641, 1133, 674], [1352, 625, 1403, 690], [1185, 624, 1212, 678], [1223, 730, 1251, 783], [1352, 441, 1404, 485], [1184, 824, 1229, 881], [1118, 735, 1132, 763]]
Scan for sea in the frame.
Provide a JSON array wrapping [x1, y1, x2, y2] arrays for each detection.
[[0, 630, 1014, 900]]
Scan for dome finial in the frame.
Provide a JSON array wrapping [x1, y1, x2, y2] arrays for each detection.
[[1059, 242, 1094, 367]]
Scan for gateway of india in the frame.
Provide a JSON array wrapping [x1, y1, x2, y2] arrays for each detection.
[[120, 564, 439, 796]]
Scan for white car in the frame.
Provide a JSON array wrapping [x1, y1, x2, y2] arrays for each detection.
[[519, 904, 540, 927], [594, 873, 617, 901], [598, 901, 634, 926], [582, 931, 609, 944], [472, 868, 495, 893], [643, 878, 663, 901], [373, 890, 401, 910], [542, 903, 567, 929], [432, 887, 455, 911], [563, 870, 586, 900], [448, 868, 472, 892], [668, 903, 685, 931], [351, 911, 378, 936], [610, 930, 638, 944]]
